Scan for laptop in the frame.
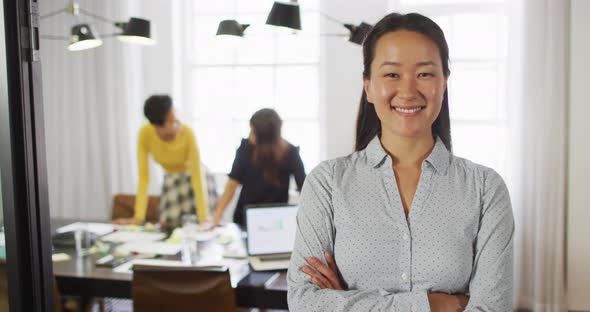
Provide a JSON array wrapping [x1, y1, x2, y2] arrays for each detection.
[[245, 204, 298, 271]]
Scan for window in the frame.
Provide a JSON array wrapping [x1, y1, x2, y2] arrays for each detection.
[[390, 0, 509, 176], [180, 0, 321, 173]]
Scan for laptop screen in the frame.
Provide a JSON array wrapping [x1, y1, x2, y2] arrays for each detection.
[[246, 205, 298, 256]]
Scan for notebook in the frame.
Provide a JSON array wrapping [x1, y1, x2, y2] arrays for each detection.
[[245, 204, 298, 271]]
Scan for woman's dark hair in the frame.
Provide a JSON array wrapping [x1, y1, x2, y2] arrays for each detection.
[[250, 108, 283, 186], [355, 12, 452, 152], [144, 95, 173, 126]]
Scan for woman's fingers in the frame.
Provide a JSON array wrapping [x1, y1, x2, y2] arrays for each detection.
[[306, 256, 343, 290], [312, 273, 332, 289], [302, 265, 333, 289], [324, 251, 338, 272]]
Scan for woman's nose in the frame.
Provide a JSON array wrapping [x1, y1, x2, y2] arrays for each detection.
[[396, 77, 418, 101]]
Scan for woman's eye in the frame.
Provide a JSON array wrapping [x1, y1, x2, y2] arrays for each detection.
[[385, 73, 399, 78], [418, 72, 434, 78]]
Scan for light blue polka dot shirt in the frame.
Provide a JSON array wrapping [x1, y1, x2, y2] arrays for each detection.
[[287, 135, 514, 311]]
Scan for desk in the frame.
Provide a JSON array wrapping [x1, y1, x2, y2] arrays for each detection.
[[50, 219, 288, 310]]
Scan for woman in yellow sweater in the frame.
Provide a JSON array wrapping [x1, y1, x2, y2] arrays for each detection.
[[114, 95, 209, 230]]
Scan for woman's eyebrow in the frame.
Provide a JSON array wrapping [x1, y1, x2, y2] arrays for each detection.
[[379, 61, 401, 68], [416, 61, 437, 67], [379, 61, 438, 68]]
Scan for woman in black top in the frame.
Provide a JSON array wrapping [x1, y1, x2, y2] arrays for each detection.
[[212, 108, 306, 227]]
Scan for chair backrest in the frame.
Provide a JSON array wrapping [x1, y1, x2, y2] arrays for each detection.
[[0, 259, 8, 312], [0, 259, 61, 312], [111, 194, 159, 223], [132, 265, 236, 312]]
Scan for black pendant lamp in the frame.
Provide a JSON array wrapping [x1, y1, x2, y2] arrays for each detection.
[[344, 22, 373, 45], [117, 17, 155, 45], [216, 20, 250, 37], [68, 24, 103, 51], [266, 1, 301, 31]]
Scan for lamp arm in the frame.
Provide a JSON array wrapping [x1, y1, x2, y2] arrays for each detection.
[[320, 33, 349, 37], [40, 34, 69, 41], [79, 8, 118, 25], [39, 8, 68, 20], [317, 11, 346, 26]]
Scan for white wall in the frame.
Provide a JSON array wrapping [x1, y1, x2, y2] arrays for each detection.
[[320, 0, 389, 160], [567, 0, 590, 310]]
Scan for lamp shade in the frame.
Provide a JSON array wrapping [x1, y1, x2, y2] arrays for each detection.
[[117, 17, 155, 45], [67, 24, 102, 51], [344, 22, 373, 45], [216, 20, 250, 37], [265, 1, 301, 30]]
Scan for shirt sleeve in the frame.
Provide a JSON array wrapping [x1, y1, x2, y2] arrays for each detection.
[[228, 139, 248, 183], [134, 127, 150, 221], [464, 169, 514, 311], [287, 161, 431, 312], [186, 128, 209, 222], [290, 146, 306, 191]]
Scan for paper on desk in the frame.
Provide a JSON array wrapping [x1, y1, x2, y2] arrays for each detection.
[[118, 241, 183, 255], [100, 231, 166, 243], [170, 226, 223, 242], [52, 253, 71, 262], [113, 258, 185, 273], [56, 222, 115, 236], [0, 233, 5, 259]]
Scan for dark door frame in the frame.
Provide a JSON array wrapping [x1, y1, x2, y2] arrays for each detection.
[[1, 0, 54, 310]]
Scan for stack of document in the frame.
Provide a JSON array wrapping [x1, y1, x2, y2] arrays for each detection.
[[117, 241, 183, 256], [0, 233, 5, 259], [56, 222, 115, 236], [100, 231, 166, 243]]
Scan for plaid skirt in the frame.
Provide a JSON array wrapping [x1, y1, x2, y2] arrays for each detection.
[[159, 172, 195, 231]]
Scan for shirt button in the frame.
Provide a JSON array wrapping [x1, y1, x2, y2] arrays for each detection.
[[401, 272, 407, 280], [403, 233, 409, 241]]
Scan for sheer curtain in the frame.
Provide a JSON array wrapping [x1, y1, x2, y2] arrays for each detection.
[[507, 0, 568, 310], [41, 0, 145, 220]]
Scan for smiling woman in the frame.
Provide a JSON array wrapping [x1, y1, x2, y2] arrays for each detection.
[[287, 12, 514, 312]]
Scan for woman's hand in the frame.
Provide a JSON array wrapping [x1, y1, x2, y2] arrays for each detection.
[[428, 293, 469, 312], [112, 217, 142, 225], [302, 251, 347, 290]]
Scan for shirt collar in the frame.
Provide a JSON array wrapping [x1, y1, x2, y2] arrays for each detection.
[[364, 135, 451, 175]]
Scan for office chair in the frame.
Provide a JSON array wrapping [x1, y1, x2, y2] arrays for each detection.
[[132, 265, 236, 312], [111, 194, 160, 223], [0, 259, 62, 312], [0, 259, 7, 312]]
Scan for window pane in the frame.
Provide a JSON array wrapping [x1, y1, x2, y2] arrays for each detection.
[[192, 120, 236, 173], [193, 0, 234, 14], [400, 0, 505, 4], [235, 13, 274, 36], [449, 62, 498, 120], [433, 15, 452, 45], [282, 120, 320, 171], [191, 67, 234, 119], [275, 66, 319, 119], [233, 67, 275, 119], [234, 35, 277, 64], [193, 16, 236, 64], [451, 14, 499, 60], [451, 123, 506, 175], [235, 0, 275, 14]]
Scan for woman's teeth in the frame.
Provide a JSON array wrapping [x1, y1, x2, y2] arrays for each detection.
[[393, 107, 423, 113]]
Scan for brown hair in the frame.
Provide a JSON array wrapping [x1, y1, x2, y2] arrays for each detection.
[[250, 108, 284, 186]]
